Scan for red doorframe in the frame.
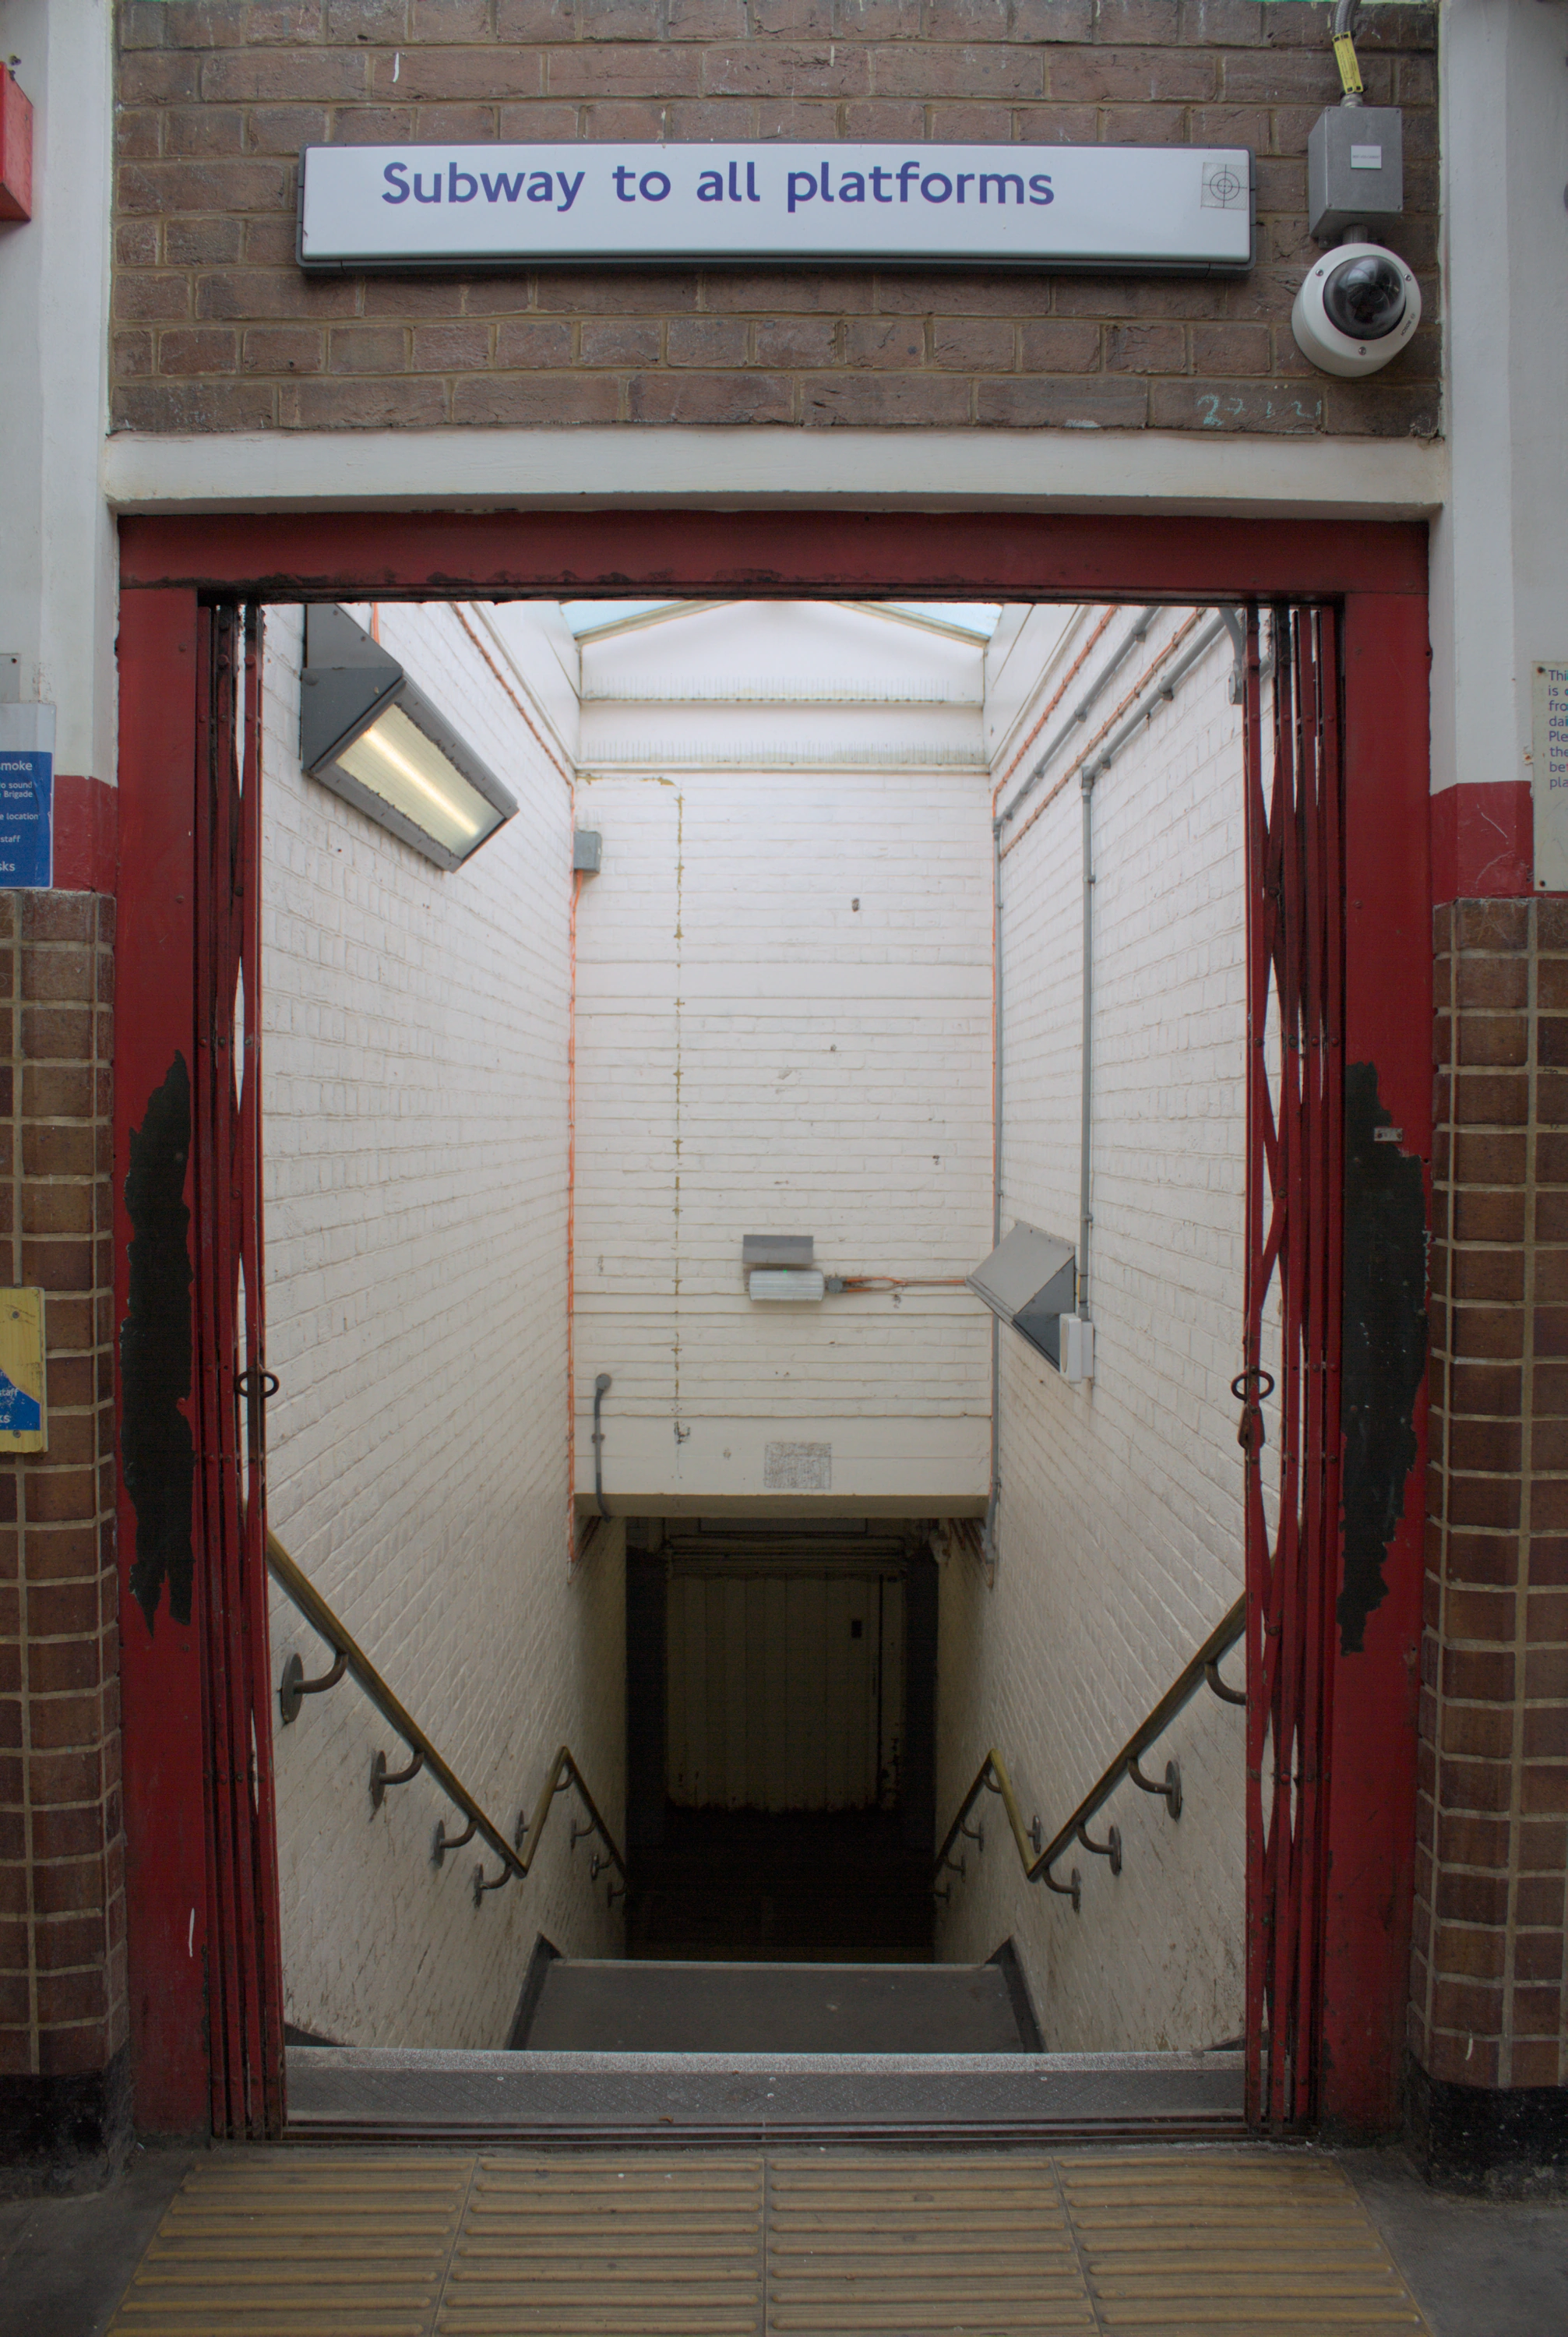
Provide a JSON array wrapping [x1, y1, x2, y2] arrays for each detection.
[[114, 510, 1430, 2139]]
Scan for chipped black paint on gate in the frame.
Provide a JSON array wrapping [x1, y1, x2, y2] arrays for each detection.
[[1338, 1060, 1427, 1655], [121, 1054, 196, 1633]]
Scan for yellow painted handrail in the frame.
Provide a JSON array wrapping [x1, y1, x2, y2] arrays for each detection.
[[266, 1528, 625, 1902], [935, 1593, 1246, 1908]]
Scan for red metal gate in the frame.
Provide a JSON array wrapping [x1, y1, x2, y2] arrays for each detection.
[[1240, 603, 1344, 2130], [192, 602, 285, 2138]]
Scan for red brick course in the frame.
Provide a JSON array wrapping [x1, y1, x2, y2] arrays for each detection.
[[0, 894, 125, 2088], [1413, 901, 1568, 2094], [111, 0, 1439, 434]]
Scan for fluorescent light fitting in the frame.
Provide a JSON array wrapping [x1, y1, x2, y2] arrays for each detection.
[[300, 605, 517, 871], [749, 1269, 826, 1303]]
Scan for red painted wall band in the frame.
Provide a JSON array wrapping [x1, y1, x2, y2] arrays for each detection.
[[53, 774, 119, 894], [1431, 781, 1534, 904]]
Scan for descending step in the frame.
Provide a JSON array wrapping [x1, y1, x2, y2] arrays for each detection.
[[284, 2045, 1245, 2140], [520, 1957, 1027, 2054]]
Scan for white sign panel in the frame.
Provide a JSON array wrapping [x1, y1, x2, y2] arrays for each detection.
[[1532, 661, 1568, 892], [298, 143, 1253, 275]]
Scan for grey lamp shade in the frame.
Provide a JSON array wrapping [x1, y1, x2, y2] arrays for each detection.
[[967, 1222, 1077, 1369], [299, 604, 517, 871]]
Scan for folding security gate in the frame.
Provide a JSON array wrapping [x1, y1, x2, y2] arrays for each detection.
[[1239, 605, 1344, 2131], [192, 603, 285, 2138]]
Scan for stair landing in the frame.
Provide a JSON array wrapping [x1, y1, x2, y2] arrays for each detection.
[[523, 1956, 1027, 2053]]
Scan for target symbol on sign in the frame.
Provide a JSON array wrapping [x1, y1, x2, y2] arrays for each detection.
[[1203, 164, 1244, 208]]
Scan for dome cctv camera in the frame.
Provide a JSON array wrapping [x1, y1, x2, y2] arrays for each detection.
[[1291, 241, 1421, 379]]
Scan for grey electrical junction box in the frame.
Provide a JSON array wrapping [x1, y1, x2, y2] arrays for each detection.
[[573, 829, 602, 873], [1308, 106, 1404, 242], [742, 1235, 814, 1269]]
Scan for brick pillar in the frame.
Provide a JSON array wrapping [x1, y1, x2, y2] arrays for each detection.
[[1412, 900, 1568, 2184], [0, 891, 126, 2188]]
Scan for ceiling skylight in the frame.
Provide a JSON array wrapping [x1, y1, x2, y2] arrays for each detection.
[[562, 598, 1003, 641], [561, 601, 682, 636], [879, 604, 1002, 638]]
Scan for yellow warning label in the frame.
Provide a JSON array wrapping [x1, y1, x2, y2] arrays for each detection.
[[0, 1288, 47, 1451]]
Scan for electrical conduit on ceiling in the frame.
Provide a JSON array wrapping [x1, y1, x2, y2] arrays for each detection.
[[988, 605, 1112, 813], [996, 604, 1161, 834]]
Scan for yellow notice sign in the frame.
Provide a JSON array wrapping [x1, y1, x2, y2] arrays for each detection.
[[0, 1288, 47, 1451]]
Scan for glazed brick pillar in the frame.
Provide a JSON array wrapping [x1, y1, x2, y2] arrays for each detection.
[[0, 892, 126, 2184], [1412, 899, 1568, 2180]]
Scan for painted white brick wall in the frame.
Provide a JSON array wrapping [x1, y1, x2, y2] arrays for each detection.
[[572, 605, 995, 1515], [936, 615, 1249, 2053], [262, 601, 624, 2050]]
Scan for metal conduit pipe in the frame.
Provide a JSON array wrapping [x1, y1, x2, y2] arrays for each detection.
[[591, 1372, 612, 1517], [1079, 769, 1094, 1323], [1076, 610, 1232, 1320], [984, 604, 1149, 1563], [1003, 602, 1236, 1373], [1077, 611, 1231, 789], [983, 814, 1004, 1575], [998, 604, 1160, 832]]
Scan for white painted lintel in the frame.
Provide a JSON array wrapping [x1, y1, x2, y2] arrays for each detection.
[[103, 425, 1446, 523]]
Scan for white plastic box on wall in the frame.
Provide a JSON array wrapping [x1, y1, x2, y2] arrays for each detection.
[[1059, 1314, 1095, 1385]]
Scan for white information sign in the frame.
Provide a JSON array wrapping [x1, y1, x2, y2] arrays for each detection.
[[1532, 661, 1568, 892], [298, 143, 1253, 275]]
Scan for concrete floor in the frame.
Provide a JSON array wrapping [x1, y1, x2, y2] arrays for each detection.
[[0, 2139, 1563, 2337], [0, 2146, 192, 2337], [1342, 2148, 1568, 2337]]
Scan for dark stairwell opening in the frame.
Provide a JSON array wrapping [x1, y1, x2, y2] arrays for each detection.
[[622, 1519, 939, 1964]]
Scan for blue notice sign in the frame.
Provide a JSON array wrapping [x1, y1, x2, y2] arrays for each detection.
[[0, 750, 52, 888]]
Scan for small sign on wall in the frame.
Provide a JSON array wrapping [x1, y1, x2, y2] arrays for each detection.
[[0, 702, 54, 890], [0, 1288, 47, 1451], [1532, 662, 1568, 891]]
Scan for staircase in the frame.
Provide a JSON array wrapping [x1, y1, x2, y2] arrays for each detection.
[[267, 1535, 1247, 2146], [285, 1943, 1242, 2141]]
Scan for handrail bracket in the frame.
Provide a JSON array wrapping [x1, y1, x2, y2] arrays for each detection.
[[278, 1646, 347, 1726]]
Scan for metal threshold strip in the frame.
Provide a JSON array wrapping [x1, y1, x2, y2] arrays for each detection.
[[284, 2043, 1247, 2148]]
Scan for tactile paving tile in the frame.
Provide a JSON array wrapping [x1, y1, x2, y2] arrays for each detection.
[[105, 2144, 1436, 2337], [439, 2153, 765, 2335], [1056, 2151, 1432, 2335], [107, 2153, 473, 2337], [766, 2152, 1097, 2332]]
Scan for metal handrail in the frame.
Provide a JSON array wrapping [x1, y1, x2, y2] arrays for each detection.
[[933, 1593, 1246, 1909], [265, 1528, 626, 1903]]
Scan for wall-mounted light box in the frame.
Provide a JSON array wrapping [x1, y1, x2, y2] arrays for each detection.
[[968, 1221, 1092, 1381], [744, 1233, 824, 1303], [300, 605, 517, 869]]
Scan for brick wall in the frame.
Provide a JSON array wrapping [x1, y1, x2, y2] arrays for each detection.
[[572, 599, 993, 1512], [936, 609, 1247, 2050], [0, 893, 125, 2181], [111, 0, 1437, 437], [1413, 900, 1568, 2141], [262, 601, 625, 2051]]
